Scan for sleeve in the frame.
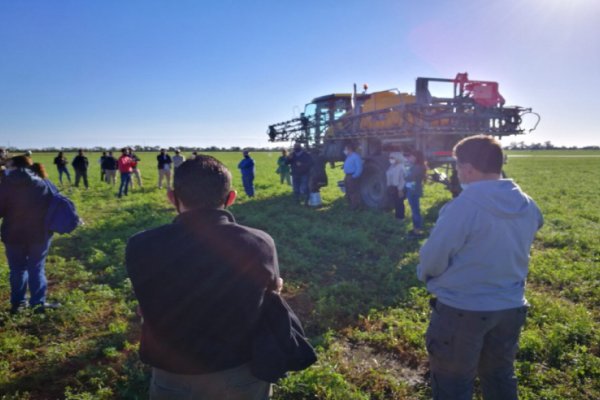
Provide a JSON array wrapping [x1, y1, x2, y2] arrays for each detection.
[[0, 182, 7, 218], [416, 200, 471, 282]]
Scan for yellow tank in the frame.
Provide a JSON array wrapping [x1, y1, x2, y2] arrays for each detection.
[[359, 91, 416, 131]]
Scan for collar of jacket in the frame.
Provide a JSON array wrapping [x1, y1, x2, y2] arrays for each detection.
[[173, 208, 236, 226]]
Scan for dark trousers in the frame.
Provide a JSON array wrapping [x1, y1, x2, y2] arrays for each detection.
[[426, 299, 528, 400], [387, 186, 405, 219], [344, 174, 362, 210], [74, 169, 88, 188], [242, 174, 255, 197], [5, 239, 52, 307], [292, 174, 309, 204], [406, 191, 422, 229]]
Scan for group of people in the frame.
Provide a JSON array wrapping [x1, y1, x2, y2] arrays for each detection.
[[236, 144, 326, 206], [340, 142, 427, 235], [0, 135, 544, 400], [48, 148, 201, 197]]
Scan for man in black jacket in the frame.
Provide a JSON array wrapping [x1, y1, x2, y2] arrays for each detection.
[[71, 149, 89, 189], [287, 143, 313, 205], [126, 155, 280, 399]]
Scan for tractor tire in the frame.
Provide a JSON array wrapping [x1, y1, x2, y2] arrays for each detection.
[[359, 158, 392, 210]]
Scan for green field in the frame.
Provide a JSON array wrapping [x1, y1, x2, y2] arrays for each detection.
[[1, 151, 599, 399]]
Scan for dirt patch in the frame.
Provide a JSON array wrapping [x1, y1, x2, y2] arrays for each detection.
[[337, 339, 426, 387]]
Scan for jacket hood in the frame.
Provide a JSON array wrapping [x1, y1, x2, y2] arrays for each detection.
[[3, 168, 40, 187], [460, 179, 534, 219]]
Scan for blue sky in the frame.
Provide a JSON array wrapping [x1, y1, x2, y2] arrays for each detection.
[[1, 0, 599, 148]]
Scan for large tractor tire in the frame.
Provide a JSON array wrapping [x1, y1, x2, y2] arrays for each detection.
[[359, 158, 391, 210]]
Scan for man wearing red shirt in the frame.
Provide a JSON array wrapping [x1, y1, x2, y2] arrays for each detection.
[[118, 149, 134, 198]]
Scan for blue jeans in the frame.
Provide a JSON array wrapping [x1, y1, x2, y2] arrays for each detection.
[[57, 166, 71, 184], [119, 172, 131, 197], [5, 239, 53, 307], [426, 300, 528, 400], [406, 191, 423, 229], [242, 175, 255, 197], [292, 174, 309, 203]]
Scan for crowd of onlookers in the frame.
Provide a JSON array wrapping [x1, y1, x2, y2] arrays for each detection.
[[2, 143, 428, 234], [0, 135, 545, 399]]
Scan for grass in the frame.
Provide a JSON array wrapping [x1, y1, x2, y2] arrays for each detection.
[[0, 150, 598, 399]]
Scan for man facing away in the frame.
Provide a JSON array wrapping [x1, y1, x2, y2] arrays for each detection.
[[126, 155, 281, 399], [71, 149, 89, 189], [417, 135, 543, 400], [102, 151, 118, 185], [342, 142, 363, 210]]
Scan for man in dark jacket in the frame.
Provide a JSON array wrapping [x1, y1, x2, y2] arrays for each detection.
[[156, 149, 172, 190], [71, 149, 89, 189], [287, 143, 313, 205], [126, 155, 281, 399], [0, 156, 54, 313]]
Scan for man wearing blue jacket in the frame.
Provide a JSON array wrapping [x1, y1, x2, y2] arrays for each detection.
[[237, 150, 255, 197], [417, 135, 543, 400], [342, 142, 363, 210]]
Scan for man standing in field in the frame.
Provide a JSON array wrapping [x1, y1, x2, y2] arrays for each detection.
[[127, 148, 143, 188], [172, 149, 185, 168], [156, 149, 172, 190], [238, 150, 255, 197], [72, 149, 89, 189], [342, 142, 363, 210], [288, 143, 313, 205], [126, 155, 281, 399], [117, 149, 133, 198], [417, 135, 543, 399]]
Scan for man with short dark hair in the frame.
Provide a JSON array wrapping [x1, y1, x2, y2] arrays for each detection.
[[417, 135, 543, 399], [72, 149, 89, 189], [126, 155, 280, 399], [238, 150, 255, 197], [287, 143, 313, 205], [156, 149, 172, 190]]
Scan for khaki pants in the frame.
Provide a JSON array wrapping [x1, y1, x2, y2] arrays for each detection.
[[150, 363, 271, 400], [129, 168, 143, 188], [105, 169, 117, 185], [158, 169, 171, 189]]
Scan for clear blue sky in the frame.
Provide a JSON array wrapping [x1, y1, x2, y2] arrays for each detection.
[[1, 0, 598, 149]]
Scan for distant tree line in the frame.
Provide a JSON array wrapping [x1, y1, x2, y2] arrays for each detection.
[[4, 145, 288, 153], [504, 141, 599, 150], [4, 142, 599, 153]]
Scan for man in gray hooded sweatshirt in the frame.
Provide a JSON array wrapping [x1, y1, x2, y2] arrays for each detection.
[[417, 135, 543, 400]]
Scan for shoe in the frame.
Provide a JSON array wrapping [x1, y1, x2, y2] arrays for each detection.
[[32, 302, 62, 314], [9, 302, 27, 315]]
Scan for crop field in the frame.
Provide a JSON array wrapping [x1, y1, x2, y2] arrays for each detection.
[[0, 150, 599, 399]]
